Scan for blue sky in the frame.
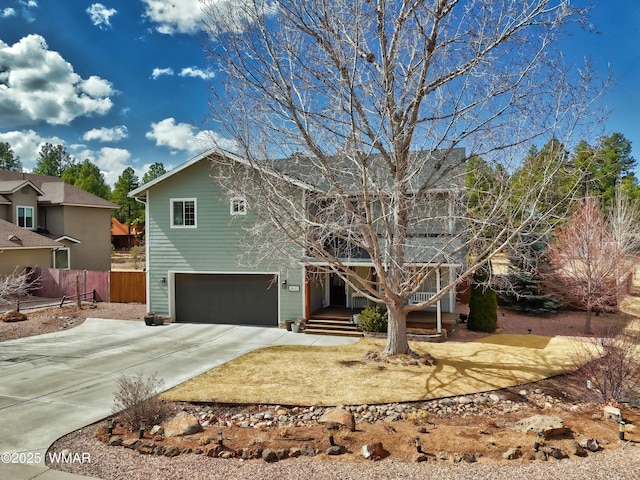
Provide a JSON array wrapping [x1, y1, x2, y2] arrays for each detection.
[[0, 1, 639, 186]]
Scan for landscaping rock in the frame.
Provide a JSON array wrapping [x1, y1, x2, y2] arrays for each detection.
[[502, 447, 522, 460], [604, 405, 622, 423], [262, 448, 278, 462], [327, 445, 346, 455], [108, 436, 122, 447], [205, 445, 224, 457], [535, 450, 548, 461], [514, 415, 568, 437], [548, 446, 568, 460], [289, 447, 301, 458], [163, 445, 180, 457], [319, 408, 356, 432], [362, 442, 384, 460], [579, 438, 600, 452], [137, 442, 155, 455], [300, 444, 316, 457], [1, 310, 27, 322], [163, 412, 203, 437], [153, 446, 165, 456], [122, 439, 141, 450], [415, 454, 428, 462], [566, 441, 588, 457]]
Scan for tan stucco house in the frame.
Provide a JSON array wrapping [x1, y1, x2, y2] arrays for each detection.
[[0, 171, 118, 274]]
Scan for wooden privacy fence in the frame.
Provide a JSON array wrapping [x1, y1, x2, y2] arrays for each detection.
[[110, 271, 146, 303], [31, 268, 146, 303]]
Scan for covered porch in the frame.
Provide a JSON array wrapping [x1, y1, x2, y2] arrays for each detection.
[[303, 264, 458, 335]]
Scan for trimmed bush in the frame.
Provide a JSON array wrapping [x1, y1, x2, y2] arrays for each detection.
[[468, 276, 498, 333], [358, 305, 388, 333]]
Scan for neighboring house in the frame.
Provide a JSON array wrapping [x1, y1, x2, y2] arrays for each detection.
[[111, 217, 142, 250], [0, 171, 118, 273], [129, 148, 463, 328]]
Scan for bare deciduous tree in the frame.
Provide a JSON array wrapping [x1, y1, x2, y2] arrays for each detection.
[[546, 196, 636, 334], [201, 0, 604, 354]]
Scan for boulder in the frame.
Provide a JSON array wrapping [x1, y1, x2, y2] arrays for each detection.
[[604, 405, 622, 423], [300, 444, 316, 457], [362, 442, 384, 460], [502, 447, 522, 460], [514, 415, 568, 438], [163, 445, 180, 457], [163, 412, 203, 437], [318, 408, 356, 432], [2, 310, 27, 322], [566, 441, 588, 457], [327, 445, 346, 455], [579, 438, 600, 452], [107, 436, 122, 447], [262, 448, 278, 462], [122, 438, 141, 450], [137, 442, 155, 455]]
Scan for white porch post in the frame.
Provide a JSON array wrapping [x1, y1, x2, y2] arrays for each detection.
[[436, 267, 442, 334], [449, 265, 456, 313]]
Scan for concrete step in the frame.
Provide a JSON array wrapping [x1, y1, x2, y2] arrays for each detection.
[[303, 327, 363, 337]]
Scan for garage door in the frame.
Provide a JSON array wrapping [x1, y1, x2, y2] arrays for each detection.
[[174, 273, 278, 327]]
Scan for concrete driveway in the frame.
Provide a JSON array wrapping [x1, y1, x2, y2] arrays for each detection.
[[0, 318, 357, 477]]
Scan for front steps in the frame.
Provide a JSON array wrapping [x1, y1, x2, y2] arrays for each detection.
[[303, 315, 363, 337]]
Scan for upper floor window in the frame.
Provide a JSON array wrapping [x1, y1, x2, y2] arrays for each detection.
[[230, 197, 246, 216], [171, 198, 197, 228], [17, 206, 34, 229]]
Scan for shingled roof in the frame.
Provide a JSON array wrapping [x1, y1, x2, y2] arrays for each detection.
[[0, 218, 62, 249], [0, 171, 118, 209]]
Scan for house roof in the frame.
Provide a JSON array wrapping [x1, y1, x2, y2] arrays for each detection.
[[0, 218, 63, 249], [129, 147, 466, 197], [0, 179, 45, 196], [111, 217, 141, 236], [0, 171, 118, 209]]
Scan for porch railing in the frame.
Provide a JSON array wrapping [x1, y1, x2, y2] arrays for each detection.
[[409, 292, 436, 305]]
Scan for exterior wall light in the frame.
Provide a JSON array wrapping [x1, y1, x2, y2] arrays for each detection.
[[161, 277, 167, 286]]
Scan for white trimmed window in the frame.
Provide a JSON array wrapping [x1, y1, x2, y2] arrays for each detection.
[[53, 248, 70, 269], [230, 197, 246, 216], [17, 206, 34, 229], [171, 198, 197, 228]]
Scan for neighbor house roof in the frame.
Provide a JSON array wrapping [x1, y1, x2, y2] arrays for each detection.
[[0, 218, 63, 250], [111, 217, 142, 236], [0, 171, 118, 209]]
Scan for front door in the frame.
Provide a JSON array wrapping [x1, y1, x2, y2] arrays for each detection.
[[329, 273, 346, 306]]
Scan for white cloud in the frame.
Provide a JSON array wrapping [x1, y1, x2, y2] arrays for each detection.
[[83, 126, 128, 143], [1, 8, 16, 17], [86, 3, 117, 29], [151, 67, 174, 79], [141, 0, 203, 34], [0, 129, 66, 171], [179, 67, 215, 80], [141, 0, 278, 35], [146, 117, 236, 154], [18, 0, 38, 22], [0, 35, 114, 127]]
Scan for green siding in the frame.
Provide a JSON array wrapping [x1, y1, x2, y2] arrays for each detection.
[[146, 159, 303, 323]]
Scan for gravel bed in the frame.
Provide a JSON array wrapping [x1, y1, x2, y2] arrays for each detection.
[[49, 429, 640, 480]]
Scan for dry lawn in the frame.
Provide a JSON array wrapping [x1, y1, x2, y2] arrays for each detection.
[[162, 335, 599, 406]]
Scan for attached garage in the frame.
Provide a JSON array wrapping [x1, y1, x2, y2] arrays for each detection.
[[174, 273, 279, 327]]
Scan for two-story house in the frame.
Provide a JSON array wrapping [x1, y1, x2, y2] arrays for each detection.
[[129, 147, 464, 330], [0, 171, 118, 274]]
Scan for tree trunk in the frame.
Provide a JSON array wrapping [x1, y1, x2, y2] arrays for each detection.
[[383, 303, 411, 355], [584, 309, 592, 335]]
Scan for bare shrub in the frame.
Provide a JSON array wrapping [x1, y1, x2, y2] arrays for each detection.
[[574, 333, 640, 403], [0, 267, 40, 302], [112, 372, 170, 430]]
